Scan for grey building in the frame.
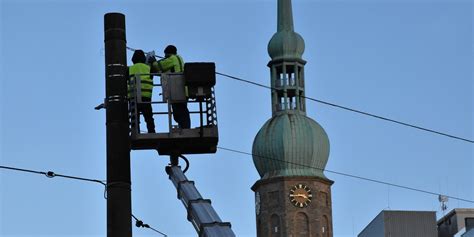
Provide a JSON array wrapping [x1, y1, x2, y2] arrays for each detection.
[[438, 208, 474, 237], [462, 229, 474, 237], [358, 210, 437, 237], [464, 217, 474, 237]]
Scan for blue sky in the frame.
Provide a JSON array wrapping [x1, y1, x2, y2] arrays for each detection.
[[1, 0, 472, 236]]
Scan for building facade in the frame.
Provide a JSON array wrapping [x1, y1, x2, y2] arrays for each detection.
[[461, 229, 474, 237], [251, 0, 334, 236], [358, 210, 437, 237], [438, 208, 474, 237]]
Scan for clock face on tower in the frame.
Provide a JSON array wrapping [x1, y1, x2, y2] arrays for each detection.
[[289, 184, 313, 208]]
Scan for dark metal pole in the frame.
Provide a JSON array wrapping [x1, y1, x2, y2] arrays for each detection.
[[104, 13, 132, 237]]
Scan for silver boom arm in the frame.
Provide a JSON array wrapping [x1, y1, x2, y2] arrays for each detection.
[[166, 166, 235, 237]]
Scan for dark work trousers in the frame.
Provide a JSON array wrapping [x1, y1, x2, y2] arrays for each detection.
[[139, 97, 155, 133], [172, 102, 190, 129]]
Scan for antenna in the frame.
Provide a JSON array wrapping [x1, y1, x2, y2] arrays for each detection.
[[387, 184, 391, 210], [439, 194, 449, 214]]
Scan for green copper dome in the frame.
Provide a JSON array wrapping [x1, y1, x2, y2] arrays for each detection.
[[268, 31, 305, 61], [252, 113, 330, 179]]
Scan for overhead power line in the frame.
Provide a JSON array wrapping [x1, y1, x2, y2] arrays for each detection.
[[217, 146, 474, 204], [125, 45, 472, 143], [215, 72, 474, 144], [132, 214, 168, 236], [0, 165, 106, 185], [0, 165, 167, 236]]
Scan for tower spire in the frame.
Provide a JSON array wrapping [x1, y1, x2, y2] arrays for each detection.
[[252, 1, 334, 236], [277, 0, 294, 32], [268, 0, 304, 61], [267, 0, 306, 115]]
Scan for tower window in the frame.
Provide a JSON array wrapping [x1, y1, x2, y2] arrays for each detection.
[[279, 73, 285, 87], [298, 66, 304, 87], [320, 192, 329, 207], [299, 91, 305, 111], [271, 64, 306, 114], [295, 212, 309, 237], [257, 219, 263, 237], [271, 214, 281, 237], [279, 97, 287, 110], [288, 96, 294, 109], [322, 215, 330, 237], [288, 72, 295, 86]]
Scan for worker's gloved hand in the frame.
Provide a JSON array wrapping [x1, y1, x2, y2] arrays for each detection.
[[147, 56, 156, 64]]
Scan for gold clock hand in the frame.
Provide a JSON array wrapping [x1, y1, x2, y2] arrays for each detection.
[[290, 194, 309, 199]]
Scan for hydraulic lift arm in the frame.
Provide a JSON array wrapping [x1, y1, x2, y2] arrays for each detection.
[[166, 165, 236, 237]]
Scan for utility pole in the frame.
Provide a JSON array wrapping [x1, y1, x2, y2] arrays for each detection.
[[104, 13, 132, 237]]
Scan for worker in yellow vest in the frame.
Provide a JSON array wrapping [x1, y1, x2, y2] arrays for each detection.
[[150, 45, 190, 129], [129, 50, 155, 133]]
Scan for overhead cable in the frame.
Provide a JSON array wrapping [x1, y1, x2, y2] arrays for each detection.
[[125, 45, 472, 143], [215, 72, 473, 144], [0, 165, 106, 185], [217, 146, 474, 204], [127, 46, 164, 59], [0, 165, 167, 236], [132, 214, 168, 236]]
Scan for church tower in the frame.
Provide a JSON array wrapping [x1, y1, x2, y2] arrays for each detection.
[[251, 1, 334, 236]]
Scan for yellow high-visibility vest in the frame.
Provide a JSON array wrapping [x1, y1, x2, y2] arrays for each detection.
[[129, 63, 153, 98], [152, 54, 187, 96], [152, 54, 184, 73]]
